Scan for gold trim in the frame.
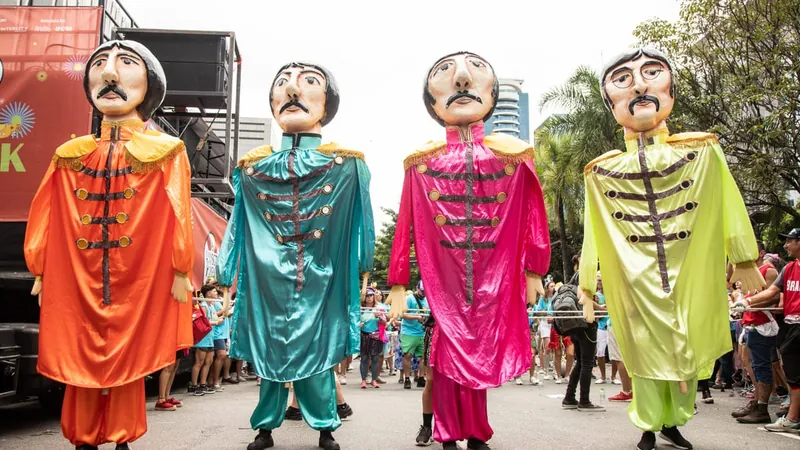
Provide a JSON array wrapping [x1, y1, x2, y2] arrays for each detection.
[[71, 160, 85, 171], [124, 142, 186, 174], [403, 141, 447, 171], [316, 146, 365, 161]]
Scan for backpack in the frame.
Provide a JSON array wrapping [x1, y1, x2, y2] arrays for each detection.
[[552, 284, 587, 336], [192, 305, 213, 345]]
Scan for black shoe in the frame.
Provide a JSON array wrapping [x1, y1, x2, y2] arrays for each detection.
[[443, 442, 458, 450], [404, 378, 412, 389], [561, 398, 579, 410], [115, 444, 129, 450], [467, 438, 491, 449], [284, 405, 302, 421], [76, 446, 99, 450], [337, 402, 353, 420], [200, 384, 215, 394], [247, 430, 274, 450], [637, 431, 656, 450], [577, 402, 605, 412], [417, 377, 426, 388], [415, 425, 433, 446], [221, 377, 240, 385], [188, 384, 204, 396], [659, 426, 693, 449], [701, 388, 714, 404], [318, 431, 340, 450]]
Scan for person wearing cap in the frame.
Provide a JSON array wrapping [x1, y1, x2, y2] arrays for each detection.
[[24, 40, 193, 450], [216, 61, 375, 450], [735, 228, 800, 433], [388, 51, 550, 450], [579, 48, 765, 450]]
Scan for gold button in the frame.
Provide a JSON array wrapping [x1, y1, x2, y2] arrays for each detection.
[[71, 160, 84, 171], [429, 190, 440, 201], [76, 188, 88, 200], [491, 217, 501, 227], [264, 212, 272, 221], [245, 167, 255, 175], [504, 164, 515, 176], [334, 156, 344, 165], [496, 192, 507, 203], [417, 164, 428, 174], [123, 188, 135, 199], [312, 229, 323, 239], [257, 193, 266, 200], [276, 234, 284, 244], [322, 184, 334, 194], [119, 236, 131, 247], [80, 214, 92, 225], [435, 215, 447, 226], [76, 238, 89, 250], [115, 213, 129, 224], [321, 205, 332, 215]]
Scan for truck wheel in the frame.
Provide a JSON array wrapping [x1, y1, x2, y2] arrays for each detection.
[[38, 382, 65, 416]]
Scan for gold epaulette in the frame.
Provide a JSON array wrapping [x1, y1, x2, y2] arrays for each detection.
[[237, 145, 273, 168], [52, 135, 98, 168], [124, 130, 186, 173], [316, 142, 365, 161], [403, 140, 446, 171], [484, 133, 535, 165], [584, 150, 624, 175], [666, 132, 719, 148]]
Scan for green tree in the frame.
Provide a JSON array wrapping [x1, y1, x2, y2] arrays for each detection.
[[372, 207, 420, 290], [633, 0, 800, 239]]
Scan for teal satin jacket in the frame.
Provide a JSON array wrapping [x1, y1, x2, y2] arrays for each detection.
[[217, 133, 375, 382]]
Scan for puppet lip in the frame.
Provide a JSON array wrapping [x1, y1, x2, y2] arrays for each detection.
[[100, 92, 122, 100], [283, 105, 304, 113], [454, 97, 474, 105]]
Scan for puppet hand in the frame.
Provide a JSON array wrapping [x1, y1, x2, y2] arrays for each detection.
[[171, 272, 193, 303], [526, 273, 545, 303], [32, 276, 42, 306], [222, 287, 231, 317], [731, 261, 766, 295], [388, 285, 408, 319], [580, 290, 595, 323], [361, 272, 369, 300]]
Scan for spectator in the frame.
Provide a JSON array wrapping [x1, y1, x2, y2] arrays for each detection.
[[360, 288, 386, 389]]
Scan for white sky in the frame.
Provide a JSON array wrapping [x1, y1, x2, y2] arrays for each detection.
[[124, 0, 680, 227]]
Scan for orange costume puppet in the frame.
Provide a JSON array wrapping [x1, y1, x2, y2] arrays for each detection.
[[23, 40, 193, 450]]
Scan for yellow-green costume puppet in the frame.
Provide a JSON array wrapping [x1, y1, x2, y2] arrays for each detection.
[[578, 48, 763, 450]]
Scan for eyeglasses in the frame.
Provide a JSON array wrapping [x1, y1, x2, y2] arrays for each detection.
[[609, 62, 665, 89]]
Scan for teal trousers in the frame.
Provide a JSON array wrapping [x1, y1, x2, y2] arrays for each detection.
[[250, 369, 340, 432]]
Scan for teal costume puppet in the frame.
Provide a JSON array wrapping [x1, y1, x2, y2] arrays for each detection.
[[217, 62, 375, 450]]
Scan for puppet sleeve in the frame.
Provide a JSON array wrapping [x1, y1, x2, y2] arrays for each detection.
[[216, 168, 244, 288], [23, 162, 57, 277], [387, 170, 413, 286], [579, 178, 599, 296], [162, 149, 195, 275], [355, 159, 376, 273], [712, 141, 758, 264], [523, 159, 551, 275]]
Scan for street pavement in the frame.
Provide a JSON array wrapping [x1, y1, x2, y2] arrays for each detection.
[[0, 368, 798, 449]]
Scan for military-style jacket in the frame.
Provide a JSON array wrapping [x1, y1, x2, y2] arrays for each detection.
[[24, 119, 194, 388], [217, 133, 375, 382], [388, 122, 550, 389], [579, 129, 758, 382]]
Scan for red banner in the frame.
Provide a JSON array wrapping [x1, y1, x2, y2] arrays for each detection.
[[0, 7, 102, 221], [190, 198, 230, 292]]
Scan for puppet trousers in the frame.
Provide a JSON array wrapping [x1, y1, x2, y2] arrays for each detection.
[[628, 377, 697, 431], [61, 379, 147, 446], [251, 369, 340, 432], [432, 367, 493, 443]]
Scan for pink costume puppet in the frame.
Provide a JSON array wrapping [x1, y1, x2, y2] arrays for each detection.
[[388, 51, 549, 450]]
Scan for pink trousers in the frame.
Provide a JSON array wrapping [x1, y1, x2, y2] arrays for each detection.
[[433, 368, 493, 443]]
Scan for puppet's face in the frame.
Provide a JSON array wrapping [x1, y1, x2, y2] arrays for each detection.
[[88, 46, 147, 119], [270, 65, 327, 133], [428, 53, 494, 126], [603, 56, 673, 133]]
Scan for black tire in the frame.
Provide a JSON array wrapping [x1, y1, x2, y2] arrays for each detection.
[[37, 382, 65, 416]]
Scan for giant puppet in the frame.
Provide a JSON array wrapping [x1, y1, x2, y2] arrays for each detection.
[[578, 48, 765, 450], [216, 62, 374, 450], [388, 51, 550, 450], [24, 40, 194, 450]]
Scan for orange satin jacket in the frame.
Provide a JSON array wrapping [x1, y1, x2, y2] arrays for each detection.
[[24, 119, 194, 388]]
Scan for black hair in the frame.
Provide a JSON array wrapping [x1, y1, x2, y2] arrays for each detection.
[[599, 47, 675, 111], [423, 51, 499, 127], [83, 40, 166, 121], [269, 61, 339, 127], [200, 284, 218, 297]]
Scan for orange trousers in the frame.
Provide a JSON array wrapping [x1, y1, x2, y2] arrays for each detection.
[[61, 379, 147, 446]]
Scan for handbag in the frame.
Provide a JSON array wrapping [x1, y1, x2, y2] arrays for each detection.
[[192, 305, 213, 344], [754, 311, 779, 337]]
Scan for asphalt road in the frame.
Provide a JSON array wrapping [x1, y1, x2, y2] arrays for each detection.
[[0, 367, 798, 449]]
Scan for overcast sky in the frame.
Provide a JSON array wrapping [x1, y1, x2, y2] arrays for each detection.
[[124, 0, 680, 227]]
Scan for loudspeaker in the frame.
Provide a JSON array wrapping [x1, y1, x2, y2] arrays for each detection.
[[116, 30, 228, 94]]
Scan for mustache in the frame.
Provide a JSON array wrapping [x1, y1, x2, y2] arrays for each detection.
[[280, 100, 310, 114], [446, 92, 483, 108], [97, 84, 127, 101], [628, 95, 660, 115]]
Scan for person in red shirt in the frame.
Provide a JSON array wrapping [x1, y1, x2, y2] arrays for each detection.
[[736, 229, 800, 432]]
